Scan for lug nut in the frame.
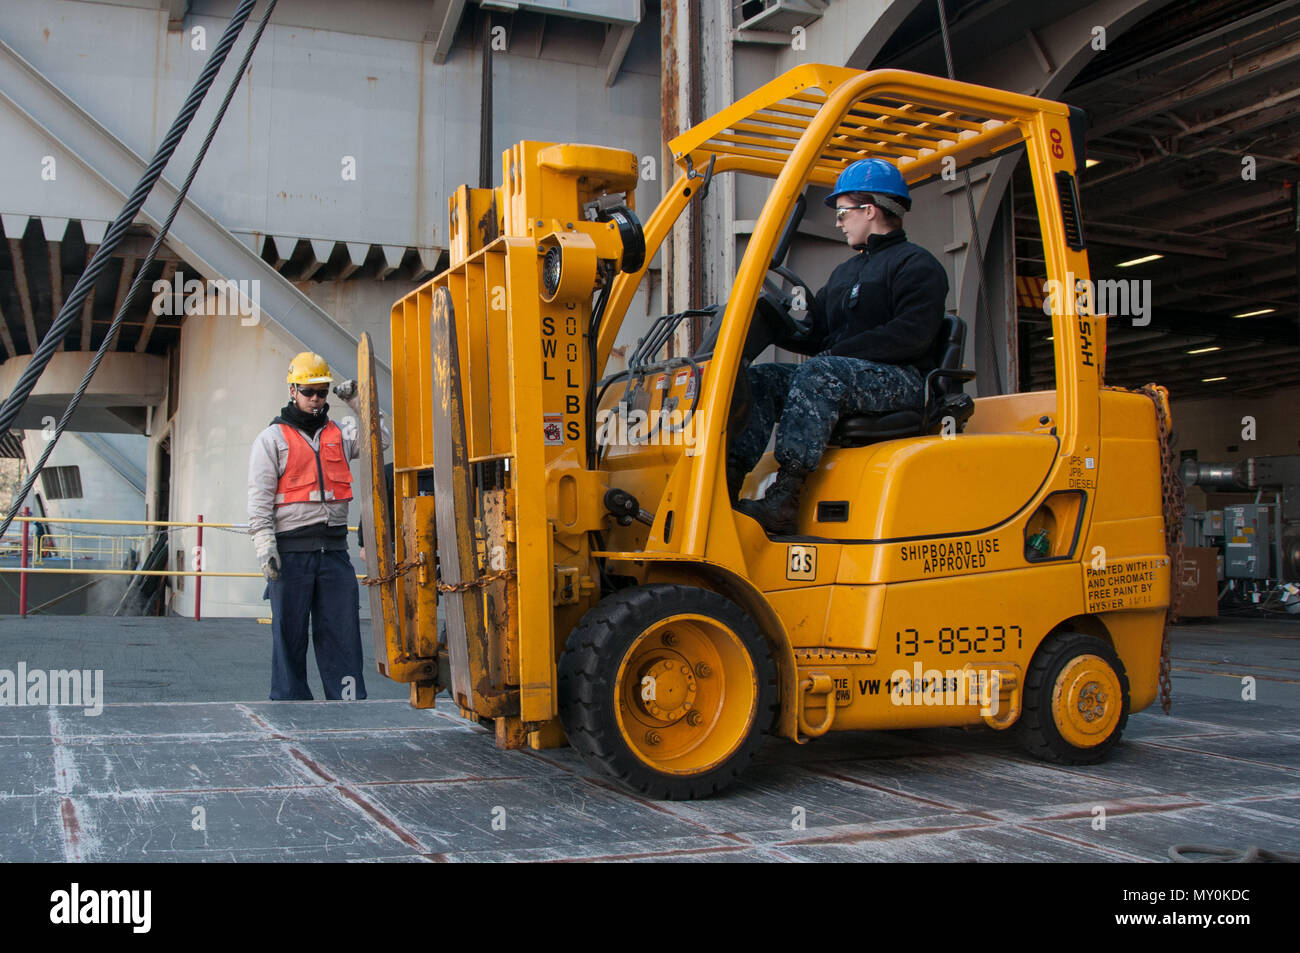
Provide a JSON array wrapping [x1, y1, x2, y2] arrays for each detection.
[[662, 631, 676, 646], [645, 731, 662, 745], [686, 711, 702, 726], [695, 663, 712, 678]]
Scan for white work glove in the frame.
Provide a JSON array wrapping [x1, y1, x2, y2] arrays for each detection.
[[253, 529, 281, 582], [333, 379, 358, 405]]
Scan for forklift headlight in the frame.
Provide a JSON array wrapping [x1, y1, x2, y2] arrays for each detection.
[[543, 245, 563, 298], [539, 233, 598, 303]]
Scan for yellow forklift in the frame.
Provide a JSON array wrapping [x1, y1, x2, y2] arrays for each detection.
[[355, 64, 1179, 799]]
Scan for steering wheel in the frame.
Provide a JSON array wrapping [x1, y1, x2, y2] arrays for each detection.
[[724, 266, 815, 457], [756, 265, 814, 349]]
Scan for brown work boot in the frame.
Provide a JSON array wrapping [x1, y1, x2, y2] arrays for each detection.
[[736, 466, 806, 536]]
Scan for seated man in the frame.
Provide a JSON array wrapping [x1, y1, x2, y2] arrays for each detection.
[[731, 158, 949, 536]]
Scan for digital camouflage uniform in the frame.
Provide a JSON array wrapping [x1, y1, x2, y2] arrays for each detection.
[[729, 358, 924, 475], [728, 227, 948, 480]]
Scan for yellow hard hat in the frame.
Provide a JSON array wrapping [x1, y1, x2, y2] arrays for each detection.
[[287, 352, 332, 386]]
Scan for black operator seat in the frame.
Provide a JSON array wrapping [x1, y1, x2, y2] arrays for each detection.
[[828, 314, 977, 448]]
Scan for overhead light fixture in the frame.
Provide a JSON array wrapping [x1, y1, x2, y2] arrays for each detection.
[[1187, 346, 1221, 355], [1085, 158, 1101, 168], [1117, 254, 1163, 268], [1232, 308, 1275, 318], [1201, 376, 1227, 383], [1044, 335, 1053, 341]]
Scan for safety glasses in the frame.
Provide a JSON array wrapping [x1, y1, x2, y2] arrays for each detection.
[[834, 204, 872, 220], [296, 386, 329, 399]]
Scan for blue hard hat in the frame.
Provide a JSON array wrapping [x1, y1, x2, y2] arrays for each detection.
[[825, 158, 911, 215]]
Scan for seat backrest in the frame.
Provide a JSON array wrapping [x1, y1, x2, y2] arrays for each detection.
[[931, 314, 966, 397]]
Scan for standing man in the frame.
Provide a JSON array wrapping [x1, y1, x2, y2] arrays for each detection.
[[731, 158, 949, 536], [248, 351, 390, 700]]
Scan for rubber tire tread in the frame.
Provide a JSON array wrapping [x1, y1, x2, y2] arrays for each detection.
[[557, 584, 779, 800], [1017, 630, 1130, 765]]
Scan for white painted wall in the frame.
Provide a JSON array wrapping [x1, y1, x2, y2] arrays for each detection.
[[12, 430, 147, 562], [163, 302, 390, 618]]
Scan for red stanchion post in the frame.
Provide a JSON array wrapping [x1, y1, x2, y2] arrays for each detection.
[[194, 514, 203, 622], [19, 507, 30, 618]]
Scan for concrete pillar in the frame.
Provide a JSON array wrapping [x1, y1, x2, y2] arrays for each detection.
[[661, 0, 693, 325], [698, 0, 736, 315], [661, 0, 735, 350]]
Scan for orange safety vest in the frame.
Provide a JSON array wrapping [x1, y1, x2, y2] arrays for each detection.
[[274, 421, 354, 506]]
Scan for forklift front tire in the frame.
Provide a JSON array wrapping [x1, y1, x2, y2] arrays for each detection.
[[558, 585, 778, 799], [1017, 631, 1130, 764]]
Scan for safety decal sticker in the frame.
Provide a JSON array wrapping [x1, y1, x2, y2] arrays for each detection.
[[1085, 556, 1165, 612], [787, 544, 816, 580], [542, 413, 565, 446], [684, 369, 701, 400]]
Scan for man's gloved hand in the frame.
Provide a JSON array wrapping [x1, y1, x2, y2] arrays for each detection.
[[332, 379, 358, 402], [253, 529, 281, 582]]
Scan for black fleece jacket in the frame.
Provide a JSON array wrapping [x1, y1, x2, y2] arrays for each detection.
[[788, 229, 948, 372]]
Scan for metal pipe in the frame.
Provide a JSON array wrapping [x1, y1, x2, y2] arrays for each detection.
[[0, 567, 366, 580], [1180, 459, 1250, 490], [28, 577, 103, 615], [194, 514, 203, 622], [9, 517, 358, 531], [10, 516, 238, 528], [1275, 490, 1285, 582], [2, 568, 259, 578], [478, 11, 493, 190], [19, 507, 30, 618]]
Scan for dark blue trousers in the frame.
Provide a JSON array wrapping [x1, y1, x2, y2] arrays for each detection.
[[267, 550, 367, 701], [728, 355, 924, 476]]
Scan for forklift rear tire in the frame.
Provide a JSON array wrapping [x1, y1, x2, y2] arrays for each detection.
[[558, 585, 778, 799], [1017, 631, 1130, 764]]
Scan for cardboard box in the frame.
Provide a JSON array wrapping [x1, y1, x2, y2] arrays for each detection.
[[1177, 547, 1220, 618]]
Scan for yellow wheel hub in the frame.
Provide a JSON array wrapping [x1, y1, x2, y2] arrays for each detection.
[[615, 614, 758, 776], [1051, 654, 1122, 748]]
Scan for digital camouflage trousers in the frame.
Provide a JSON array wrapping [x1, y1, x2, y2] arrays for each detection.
[[727, 355, 924, 476]]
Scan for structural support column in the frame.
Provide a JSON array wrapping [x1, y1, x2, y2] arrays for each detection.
[[660, 0, 691, 327], [698, 0, 736, 316], [661, 0, 734, 348]]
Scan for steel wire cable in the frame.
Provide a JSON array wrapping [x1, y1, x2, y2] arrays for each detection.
[[0, 0, 262, 435], [0, 0, 280, 541]]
